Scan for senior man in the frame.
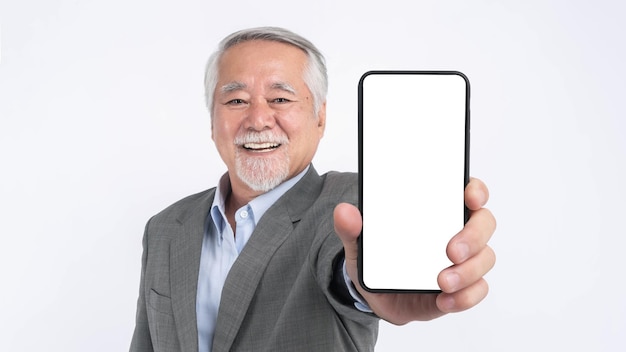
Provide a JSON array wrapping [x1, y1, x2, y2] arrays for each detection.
[[130, 26, 496, 352]]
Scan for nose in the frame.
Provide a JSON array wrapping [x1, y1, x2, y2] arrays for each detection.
[[244, 100, 276, 131]]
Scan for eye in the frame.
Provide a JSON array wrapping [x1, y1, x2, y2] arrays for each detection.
[[224, 98, 247, 106], [270, 97, 292, 104]]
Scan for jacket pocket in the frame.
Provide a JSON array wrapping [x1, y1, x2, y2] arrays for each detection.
[[148, 289, 174, 315], [147, 289, 180, 352]]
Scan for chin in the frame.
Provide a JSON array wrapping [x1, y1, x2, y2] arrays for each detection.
[[235, 156, 290, 193]]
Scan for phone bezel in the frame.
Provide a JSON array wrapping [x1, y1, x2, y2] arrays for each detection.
[[357, 70, 471, 293]]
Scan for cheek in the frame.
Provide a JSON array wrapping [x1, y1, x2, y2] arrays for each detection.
[[212, 115, 239, 139], [287, 121, 323, 151], [211, 121, 235, 152]]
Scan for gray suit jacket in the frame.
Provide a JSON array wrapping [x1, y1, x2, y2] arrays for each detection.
[[130, 166, 379, 352]]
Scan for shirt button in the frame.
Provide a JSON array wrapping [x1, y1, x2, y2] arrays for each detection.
[[240, 210, 248, 219]]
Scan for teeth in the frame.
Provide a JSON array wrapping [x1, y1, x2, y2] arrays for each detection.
[[243, 142, 280, 150]]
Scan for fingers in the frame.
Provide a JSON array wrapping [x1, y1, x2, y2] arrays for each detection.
[[333, 203, 362, 261], [465, 177, 489, 211], [436, 278, 490, 313], [436, 178, 497, 311], [438, 245, 495, 293], [447, 207, 496, 264], [440, 208, 496, 299]]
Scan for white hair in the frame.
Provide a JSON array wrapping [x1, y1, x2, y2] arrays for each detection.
[[203, 27, 328, 117]]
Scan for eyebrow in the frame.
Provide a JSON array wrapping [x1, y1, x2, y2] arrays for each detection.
[[218, 81, 297, 95], [220, 81, 247, 94], [270, 82, 297, 95]]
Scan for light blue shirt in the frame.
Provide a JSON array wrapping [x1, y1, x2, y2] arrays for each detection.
[[196, 167, 308, 352], [195, 166, 370, 352]]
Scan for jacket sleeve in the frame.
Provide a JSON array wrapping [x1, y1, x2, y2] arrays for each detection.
[[313, 172, 380, 350], [129, 219, 154, 352]]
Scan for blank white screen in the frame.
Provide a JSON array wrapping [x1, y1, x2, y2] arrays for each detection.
[[360, 72, 468, 291]]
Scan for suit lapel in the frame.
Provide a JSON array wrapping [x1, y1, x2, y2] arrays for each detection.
[[212, 166, 324, 352], [170, 189, 215, 352]]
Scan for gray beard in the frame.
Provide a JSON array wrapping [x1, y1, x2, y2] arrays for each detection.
[[235, 150, 290, 193]]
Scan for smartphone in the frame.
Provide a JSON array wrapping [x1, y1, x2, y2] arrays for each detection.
[[358, 71, 470, 293]]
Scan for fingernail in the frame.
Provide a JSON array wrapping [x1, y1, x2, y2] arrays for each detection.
[[456, 242, 470, 262], [477, 188, 487, 206], [445, 272, 460, 291]]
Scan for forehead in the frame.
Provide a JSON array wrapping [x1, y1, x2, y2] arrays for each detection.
[[217, 40, 308, 82]]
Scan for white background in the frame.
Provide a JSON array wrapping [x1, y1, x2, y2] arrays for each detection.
[[1, 0, 624, 351]]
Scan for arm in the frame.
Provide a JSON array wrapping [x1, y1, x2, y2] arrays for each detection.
[[333, 177, 496, 324], [129, 220, 154, 351]]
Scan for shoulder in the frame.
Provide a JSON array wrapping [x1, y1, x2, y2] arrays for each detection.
[[320, 171, 358, 205], [149, 188, 216, 225], [323, 170, 357, 184]]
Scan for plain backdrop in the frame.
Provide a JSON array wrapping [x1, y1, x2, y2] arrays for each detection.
[[1, 1, 624, 351]]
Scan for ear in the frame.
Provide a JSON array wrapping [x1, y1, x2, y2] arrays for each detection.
[[210, 111, 216, 142], [317, 101, 327, 137]]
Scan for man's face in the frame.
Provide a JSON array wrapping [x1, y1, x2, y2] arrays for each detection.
[[211, 40, 326, 197]]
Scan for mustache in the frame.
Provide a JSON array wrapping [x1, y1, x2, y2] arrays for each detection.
[[234, 131, 289, 145]]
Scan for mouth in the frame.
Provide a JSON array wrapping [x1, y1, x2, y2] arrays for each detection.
[[242, 142, 282, 152]]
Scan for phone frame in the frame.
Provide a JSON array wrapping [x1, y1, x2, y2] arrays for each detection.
[[357, 70, 471, 293]]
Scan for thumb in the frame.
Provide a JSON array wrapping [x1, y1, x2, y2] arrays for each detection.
[[333, 203, 362, 262]]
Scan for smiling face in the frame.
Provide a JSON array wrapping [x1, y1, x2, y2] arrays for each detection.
[[211, 40, 326, 201]]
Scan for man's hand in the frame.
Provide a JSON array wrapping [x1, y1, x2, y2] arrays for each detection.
[[333, 177, 496, 324]]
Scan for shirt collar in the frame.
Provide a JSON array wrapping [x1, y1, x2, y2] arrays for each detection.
[[209, 165, 310, 238]]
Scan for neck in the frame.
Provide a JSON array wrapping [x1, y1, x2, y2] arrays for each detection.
[[224, 179, 262, 234], [227, 178, 262, 212]]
